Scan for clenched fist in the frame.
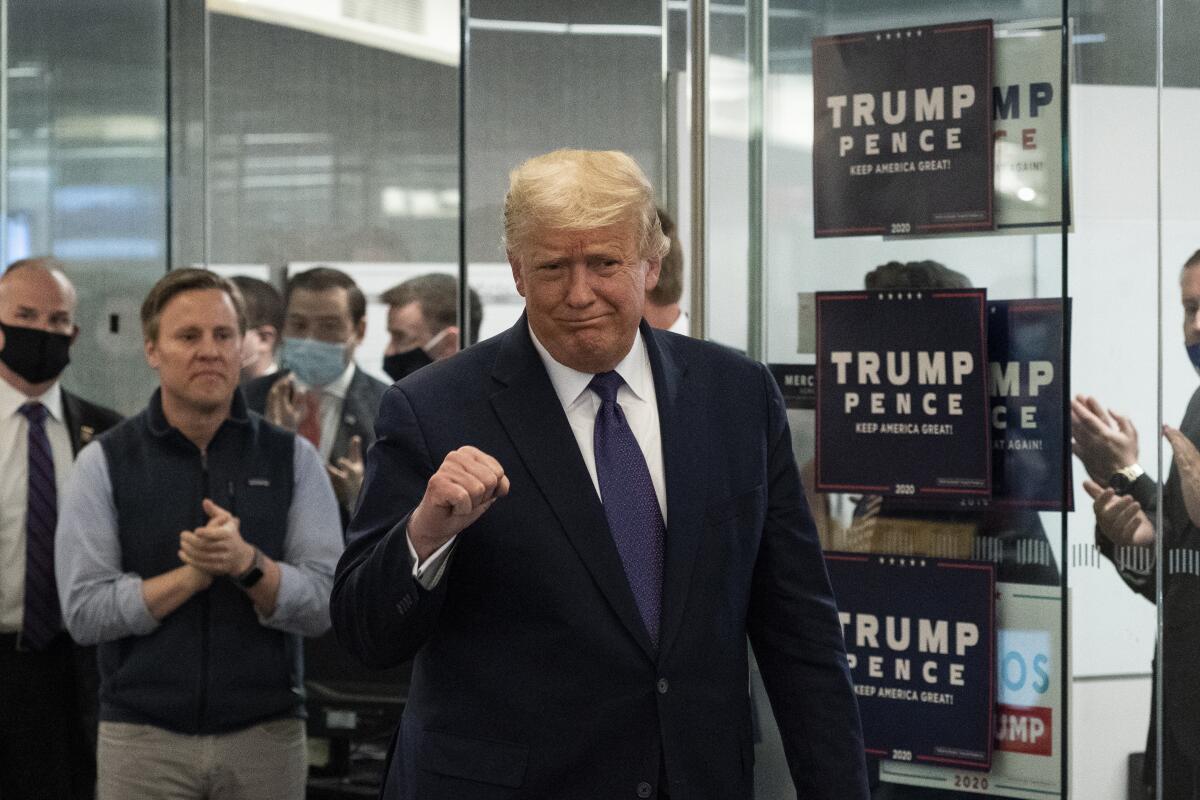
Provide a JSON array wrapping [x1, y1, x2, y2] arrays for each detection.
[[408, 446, 510, 560]]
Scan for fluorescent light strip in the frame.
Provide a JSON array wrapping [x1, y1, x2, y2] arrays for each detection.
[[467, 19, 662, 37]]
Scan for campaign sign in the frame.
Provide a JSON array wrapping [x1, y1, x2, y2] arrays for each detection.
[[769, 363, 817, 410], [993, 20, 1069, 231], [812, 20, 994, 237], [989, 299, 1072, 510], [815, 290, 991, 499], [880, 583, 1062, 798], [826, 553, 996, 769]]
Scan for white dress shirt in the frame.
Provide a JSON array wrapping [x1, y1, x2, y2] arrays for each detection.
[[293, 360, 356, 463], [407, 326, 666, 588], [0, 378, 75, 632], [529, 327, 666, 519]]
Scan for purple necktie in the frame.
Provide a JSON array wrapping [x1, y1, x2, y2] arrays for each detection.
[[589, 371, 665, 646], [20, 402, 61, 650]]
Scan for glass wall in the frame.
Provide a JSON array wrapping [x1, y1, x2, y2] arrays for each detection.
[[196, 0, 461, 386], [5, 0, 169, 415], [462, 0, 666, 343], [746, 2, 1070, 797], [1152, 0, 1200, 796], [2, 1, 1197, 797]]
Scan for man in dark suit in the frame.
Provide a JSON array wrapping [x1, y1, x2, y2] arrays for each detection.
[[243, 267, 388, 520], [332, 149, 868, 800], [0, 257, 121, 800]]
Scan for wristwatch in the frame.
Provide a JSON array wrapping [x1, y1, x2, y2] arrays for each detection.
[[234, 546, 264, 589], [1108, 464, 1145, 496]]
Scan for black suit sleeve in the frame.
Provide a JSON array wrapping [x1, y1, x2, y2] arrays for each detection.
[[330, 386, 449, 669], [1096, 473, 1157, 601], [745, 364, 870, 799]]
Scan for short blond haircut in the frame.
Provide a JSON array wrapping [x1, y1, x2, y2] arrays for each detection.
[[503, 149, 669, 263], [141, 268, 246, 341]]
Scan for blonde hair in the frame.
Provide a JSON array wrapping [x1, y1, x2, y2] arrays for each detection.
[[503, 149, 669, 263]]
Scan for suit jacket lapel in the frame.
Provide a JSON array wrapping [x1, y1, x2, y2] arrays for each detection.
[[642, 325, 704, 663], [333, 369, 372, 461], [59, 389, 90, 457], [489, 318, 657, 659]]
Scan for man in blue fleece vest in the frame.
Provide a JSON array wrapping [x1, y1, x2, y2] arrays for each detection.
[[56, 269, 342, 800]]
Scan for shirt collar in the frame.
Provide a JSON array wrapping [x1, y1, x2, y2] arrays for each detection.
[[0, 376, 64, 423], [527, 324, 651, 410], [147, 383, 250, 435]]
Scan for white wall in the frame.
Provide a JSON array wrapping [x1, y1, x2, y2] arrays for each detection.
[[1071, 676, 1152, 800]]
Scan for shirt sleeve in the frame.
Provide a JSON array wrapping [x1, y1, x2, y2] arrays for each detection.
[[406, 531, 457, 589], [55, 441, 159, 646], [256, 436, 343, 636]]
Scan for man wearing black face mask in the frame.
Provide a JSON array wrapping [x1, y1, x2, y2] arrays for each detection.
[[379, 273, 482, 382], [0, 257, 121, 800]]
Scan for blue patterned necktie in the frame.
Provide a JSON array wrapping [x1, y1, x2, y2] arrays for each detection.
[[19, 402, 61, 650], [589, 371, 665, 646]]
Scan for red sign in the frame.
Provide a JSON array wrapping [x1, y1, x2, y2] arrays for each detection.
[[995, 704, 1052, 756]]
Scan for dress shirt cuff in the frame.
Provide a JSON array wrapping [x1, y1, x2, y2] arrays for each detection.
[[406, 531, 457, 590], [126, 576, 162, 636], [255, 561, 331, 634]]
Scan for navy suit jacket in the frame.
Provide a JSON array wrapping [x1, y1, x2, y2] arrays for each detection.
[[331, 317, 868, 800]]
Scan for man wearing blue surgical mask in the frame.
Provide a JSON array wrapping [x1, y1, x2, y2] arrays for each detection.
[[244, 267, 388, 522]]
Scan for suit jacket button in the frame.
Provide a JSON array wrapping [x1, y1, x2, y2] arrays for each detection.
[[656, 678, 669, 695], [637, 781, 653, 798]]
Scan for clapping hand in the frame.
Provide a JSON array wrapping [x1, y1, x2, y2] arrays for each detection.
[[1082, 480, 1154, 548], [1164, 425, 1200, 528], [328, 435, 365, 508], [179, 499, 255, 576], [265, 374, 302, 432], [1071, 395, 1139, 484]]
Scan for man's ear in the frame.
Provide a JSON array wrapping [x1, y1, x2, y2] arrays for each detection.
[[69, 323, 80, 345], [643, 257, 662, 292], [353, 316, 367, 345], [144, 337, 160, 370], [430, 326, 460, 360], [508, 252, 527, 298]]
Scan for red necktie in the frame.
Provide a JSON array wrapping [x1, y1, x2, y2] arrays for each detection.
[[298, 390, 322, 449]]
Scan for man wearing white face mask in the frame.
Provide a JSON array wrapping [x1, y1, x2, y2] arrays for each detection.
[[244, 267, 388, 522]]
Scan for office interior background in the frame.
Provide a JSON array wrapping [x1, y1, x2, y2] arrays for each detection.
[[6, 0, 1199, 797]]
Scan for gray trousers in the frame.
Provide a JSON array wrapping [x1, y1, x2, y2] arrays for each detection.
[[97, 719, 306, 800]]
